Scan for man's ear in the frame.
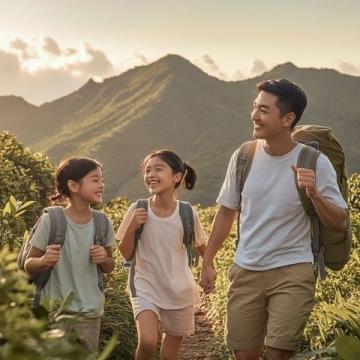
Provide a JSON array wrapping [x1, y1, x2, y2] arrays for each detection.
[[67, 179, 79, 194], [283, 112, 296, 128]]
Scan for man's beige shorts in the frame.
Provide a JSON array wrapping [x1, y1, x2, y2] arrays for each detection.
[[226, 262, 315, 351], [131, 297, 195, 337]]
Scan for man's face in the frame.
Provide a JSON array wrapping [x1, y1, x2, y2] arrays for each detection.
[[251, 90, 291, 140]]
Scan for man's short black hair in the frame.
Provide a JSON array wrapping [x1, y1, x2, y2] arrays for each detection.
[[256, 79, 307, 129]]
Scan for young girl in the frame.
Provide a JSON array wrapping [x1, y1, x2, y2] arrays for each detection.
[[25, 157, 116, 352], [117, 150, 207, 360]]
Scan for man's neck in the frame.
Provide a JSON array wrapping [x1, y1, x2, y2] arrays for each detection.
[[262, 136, 297, 156]]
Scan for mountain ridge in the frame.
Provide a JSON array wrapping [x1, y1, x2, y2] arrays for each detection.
[[1, 54, 359, 205]]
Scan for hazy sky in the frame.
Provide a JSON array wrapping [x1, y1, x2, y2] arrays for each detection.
[[0, 0, 359, 105]]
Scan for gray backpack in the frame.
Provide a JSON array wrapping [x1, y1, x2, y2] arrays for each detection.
[[235, 129, 352, 279], [17, 206, 109, 307], [122, 199, 198, 268]]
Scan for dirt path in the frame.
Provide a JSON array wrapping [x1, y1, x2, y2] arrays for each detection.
[[178, 299, 224, 360]]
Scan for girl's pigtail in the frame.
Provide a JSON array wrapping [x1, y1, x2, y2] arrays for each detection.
[[183, 162, 197, 190], [50, 193, 62, 201]]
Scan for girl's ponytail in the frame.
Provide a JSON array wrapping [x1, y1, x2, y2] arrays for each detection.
[[142, 150, 197, 190], [50, 192, 64, 202], [183, 162, 197, 190]]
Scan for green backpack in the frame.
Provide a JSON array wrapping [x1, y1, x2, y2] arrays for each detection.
[[235, 125, 352, 279], [17, 207, 109, 307], [122, 199, 199, 268]]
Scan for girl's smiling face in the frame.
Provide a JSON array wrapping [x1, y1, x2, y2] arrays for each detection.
[[68, 166, 104, 204], [143, 156, 182, 195]]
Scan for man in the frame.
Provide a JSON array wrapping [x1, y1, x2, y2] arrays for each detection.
[[200, 79, 347, 360]]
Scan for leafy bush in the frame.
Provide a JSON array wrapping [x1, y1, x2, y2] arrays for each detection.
[[0, 197, 117, 360], [0, 248, 93, 360], [100, 198, 137, 359], [0, 132, 53, 227], [0, 196, 35, 249]]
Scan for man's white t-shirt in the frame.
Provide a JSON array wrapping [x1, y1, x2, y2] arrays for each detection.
[[217, 140, 347, 271]]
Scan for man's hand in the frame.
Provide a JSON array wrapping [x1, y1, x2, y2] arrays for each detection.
[[292, 165, 318, 199], [41, 244, 61, 268], [200, 263, 217, 294], [90, 245, 108, 264]]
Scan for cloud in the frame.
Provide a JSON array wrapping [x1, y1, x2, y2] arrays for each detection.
[[67, 42, 113, 77], [202, 54, 220, 73], [338, 61, 360, 76], [233, 69, 246, 81], [43, 37, 62, 56], [135, 53, 149, 65], [10, 38, 28, 51], [250, 59, 268, 76], [0, 49, 21, 85], [200, 54, 228, 80], [0, 36, 115, 104], [65, 48, 77, 56], [9, 37, 29, 59]]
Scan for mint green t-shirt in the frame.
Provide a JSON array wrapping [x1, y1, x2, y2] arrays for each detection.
[[30, 211, 115, 317]]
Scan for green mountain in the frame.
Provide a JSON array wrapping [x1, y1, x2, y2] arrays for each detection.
[[1, 54, 359, 205]]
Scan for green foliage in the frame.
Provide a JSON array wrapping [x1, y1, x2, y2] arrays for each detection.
[[195, 205, 234, 359], [0, 196, 117, 359], [0, 249, 88, 359], [303, 296, 360, 355], [0, 132, 53, 227], [349, 173, 360, 213], [100, 198, 137, 359], [0, 196, 35, 249], [0, 134, 358, 359], [335, 335, 360, 360]]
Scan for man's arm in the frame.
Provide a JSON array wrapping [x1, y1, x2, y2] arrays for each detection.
[[200, 205, 237, 293], [292, 166, 347, 232], [309, 191, 347, 232]]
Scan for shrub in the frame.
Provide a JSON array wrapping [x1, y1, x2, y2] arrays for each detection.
[[0, 132, 53, 228], [100, 198, 137, 359]]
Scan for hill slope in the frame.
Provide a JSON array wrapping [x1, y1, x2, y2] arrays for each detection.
[[1, 55, 359, 205]]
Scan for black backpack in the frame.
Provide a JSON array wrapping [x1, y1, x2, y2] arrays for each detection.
[[17, 206, 109, 307], [122, 199, 198, 268]]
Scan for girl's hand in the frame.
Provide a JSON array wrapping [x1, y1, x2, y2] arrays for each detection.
[[41, 244, 61, 268], [90, 245, 108, 264], [129, 208, 148, 231], [200, 263, 217, 295]]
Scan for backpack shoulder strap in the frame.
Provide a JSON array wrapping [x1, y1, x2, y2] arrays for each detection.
[[130, 199, 149, 257], [136, 199, 148, 210], [91, 209, 110, 292], [92, 210, 109, 246], [134, 199, 148, 241], [236, 140, 257, 211], [44, 206, 67, 246], [295, 145, 321, 217], [179, 201, 198, 267], [122, 199, 149, 268], [178, 201, 194, 244], [33, 206, 67, 308], [296, 144, 326, 279]]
